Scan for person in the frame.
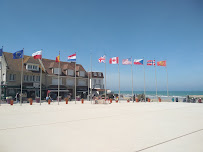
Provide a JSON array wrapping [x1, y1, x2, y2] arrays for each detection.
[[172, 97, 174, 102], [176, 97, 178, 102], [46, 96, 49, 102], [46, 96, 52, 102], [133, 94, 135, 102], [16, 92, 20, 103]]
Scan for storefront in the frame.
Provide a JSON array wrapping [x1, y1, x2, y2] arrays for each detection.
[[77, 86, 88, 99]]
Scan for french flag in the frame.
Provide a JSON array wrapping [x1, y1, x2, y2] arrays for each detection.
[[109, 57, 119, 64], [68, 53, 76, 62], [32, 50, 42, 59], [134, 59, 143, 65]]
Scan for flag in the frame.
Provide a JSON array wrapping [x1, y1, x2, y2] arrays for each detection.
[[56, 55, 60, 62], [122, 58, 132, 65], [147, 60, 155, 66], [68, 53, 76, 62], [13, 50, 23, 59], [134, 59, 143, 65], [109, 57, 119, 64], [32, 50, 42, 59], [98, 55, 105, 63], [0, 48, 2, 56], [157, 61, 166, 66]]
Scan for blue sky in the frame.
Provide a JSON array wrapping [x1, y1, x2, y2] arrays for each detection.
[[1, 0, 203, 91]]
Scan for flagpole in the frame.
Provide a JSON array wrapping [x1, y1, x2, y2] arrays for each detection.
[[105, 54, 106, 102], [58, 51, 60, 105], [131, 57, 133, 101], [143, 57, 146, 102], [0, 46, 3, 106], [166, 65, 169, 97], [20, 48, 24, 106], [154, 58, 158, 99], [118, 61, 120, 102], [88, 68, 89, 101], [75, 52, 76, 104], [40, 58, 42, 105], [90, 53, 92, 104]]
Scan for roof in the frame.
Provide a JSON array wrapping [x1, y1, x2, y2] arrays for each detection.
[[42, 58, 86, 76], [3, 52, 86, 75], [3, 52, 42, 73], [88, 72, 104, 78]]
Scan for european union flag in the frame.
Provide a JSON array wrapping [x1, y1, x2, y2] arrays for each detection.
[[13, 50, 23, 59], [0, 49, 2, 56]]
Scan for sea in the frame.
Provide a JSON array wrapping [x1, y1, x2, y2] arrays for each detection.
[[113, 91, 203, 100]]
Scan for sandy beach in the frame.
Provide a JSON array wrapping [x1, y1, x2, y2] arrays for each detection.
[[0, 101, 202, 152]]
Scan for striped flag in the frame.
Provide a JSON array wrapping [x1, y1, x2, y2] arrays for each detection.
[[68, 53, 76, 62], [32, 50, 42, 59], [56, 55, 60, 62], [122, 58, 132, 65]]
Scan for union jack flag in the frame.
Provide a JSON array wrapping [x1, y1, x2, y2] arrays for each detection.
[[98, 55, 106, 63], [147, 60, 155, 66]]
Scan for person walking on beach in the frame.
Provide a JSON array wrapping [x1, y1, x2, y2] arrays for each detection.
[[133, 94, 135, 102], [16, 92, 20, 103]]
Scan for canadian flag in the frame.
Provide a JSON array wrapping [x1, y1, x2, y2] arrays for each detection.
[[109, 57, 119, 64], [32, 50, 42, 59]]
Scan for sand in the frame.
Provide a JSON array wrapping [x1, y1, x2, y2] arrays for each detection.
[[0, 100, 202, 152]]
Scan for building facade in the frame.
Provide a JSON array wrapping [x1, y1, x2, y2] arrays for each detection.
[[89, 72, 105, 96], [0, 52, 91, 100]]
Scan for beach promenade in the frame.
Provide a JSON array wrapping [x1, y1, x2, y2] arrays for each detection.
[[0, 101, 202, 152]]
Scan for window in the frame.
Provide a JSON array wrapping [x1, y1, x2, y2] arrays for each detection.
[[36, 76, 40, 82], [9, 74, 16, 81], [94, 79, 96, 84], [68, 69, 74, 76], [78, 79, 86, 86], [26, 64, 39, 71], [29, 76, 32, 82], [24, 75, 26, 81], [66, 79, 74, 86], [33, 65, 37, 70], [93, 72, 97, 76], [79, 71, 85, 77], [98, 73, 101, 77], [32, 76, 35, 82], [52, 78, 62, 85], [53, 68, 61, 75], [98, 79, 101, 84]]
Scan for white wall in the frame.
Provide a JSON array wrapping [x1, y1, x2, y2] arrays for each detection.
[[91, 78, 104, 89], [52, 77, 62, 85], [0, 55, 8, 84], [66, 79, 74, 86], [78, 79, 86, 86]]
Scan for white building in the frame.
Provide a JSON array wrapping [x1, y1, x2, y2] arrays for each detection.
[[89, 72, 104, 96]]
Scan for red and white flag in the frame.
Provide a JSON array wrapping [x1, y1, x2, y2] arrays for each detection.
[[98, 55, 105, 63], [109, 57, 119, 64], [32, 50, 42, 59], [147, 60, 155, 66]]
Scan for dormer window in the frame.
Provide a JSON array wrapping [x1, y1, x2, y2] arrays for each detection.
[[98, 72, 101, 77], [67, 69, 74, 76], [93, 72, 97, 76], [26, 64, 39, 71], [79, 71, 85, 77], [53, 68, 61, 75]]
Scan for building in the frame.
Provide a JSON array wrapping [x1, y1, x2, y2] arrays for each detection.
[[0, 52, 89, 100], [88, 72, 105, 96]]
